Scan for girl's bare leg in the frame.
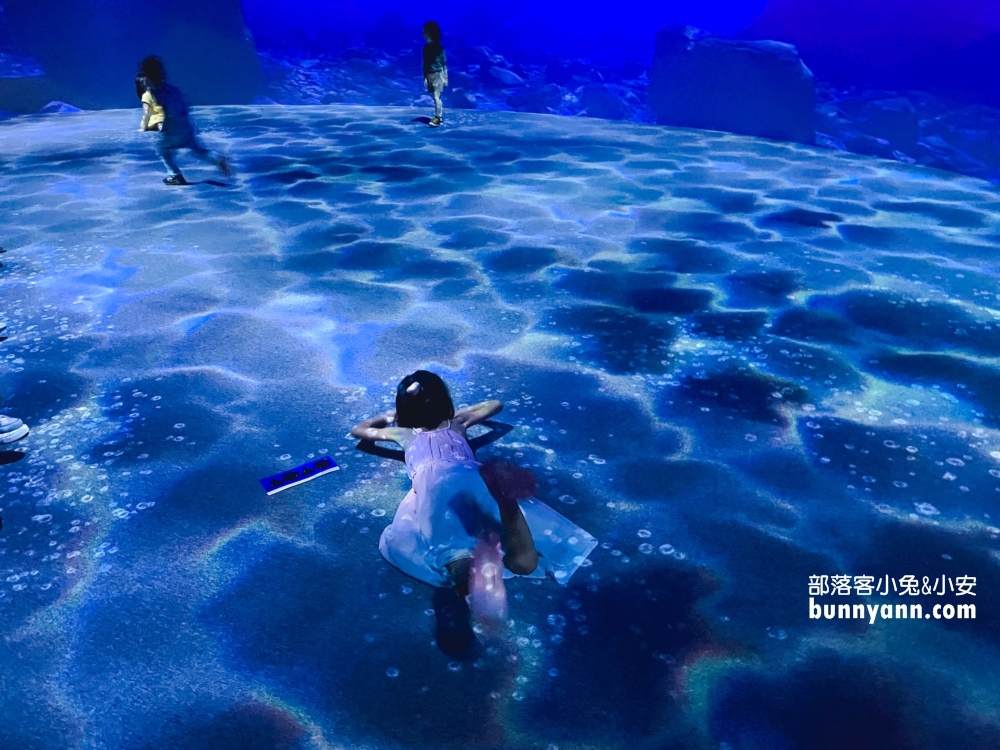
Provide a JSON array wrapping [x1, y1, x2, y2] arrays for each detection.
[[496, 496, 538, 575], [447, 557, 472, 598], [480, 460, 538, 575], [433, 569, 474, 656]]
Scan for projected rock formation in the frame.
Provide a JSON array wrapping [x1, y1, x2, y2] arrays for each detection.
[[2, 0, 261, 111], [742, 0, 1000, 106], [649, 25, 816, 144]]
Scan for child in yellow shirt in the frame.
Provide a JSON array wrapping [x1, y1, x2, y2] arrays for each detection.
[[136, 76, 164, 132], [134, 56, 231, 185]]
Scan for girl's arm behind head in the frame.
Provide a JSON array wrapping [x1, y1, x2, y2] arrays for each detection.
[[350, 412, 412, 448], [453, 400, 503, 431]]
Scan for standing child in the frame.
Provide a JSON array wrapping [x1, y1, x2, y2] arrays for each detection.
[[351, 371, 597, 655], [422, 21, 448, 128], [135, 56, 232, 185]]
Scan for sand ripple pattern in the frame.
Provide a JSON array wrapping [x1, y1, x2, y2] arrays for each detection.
[[1, 106, 999, 749]]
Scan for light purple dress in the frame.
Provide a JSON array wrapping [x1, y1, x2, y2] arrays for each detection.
[[379, 424, 598, 588]]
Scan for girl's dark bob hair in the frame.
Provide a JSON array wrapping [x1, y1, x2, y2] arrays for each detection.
[[395, 370, 454, 430], [423, 21, 441, 43], [135, 55, 166, 98]]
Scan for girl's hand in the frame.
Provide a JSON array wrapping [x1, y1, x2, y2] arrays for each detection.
[[368, 410, 396, 428], [453, 400, 503, 430]]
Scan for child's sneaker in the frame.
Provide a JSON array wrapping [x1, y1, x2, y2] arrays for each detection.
[[163, 174, 187, 186], [469, 533, 507, 633], [429, 116, 443, 128]]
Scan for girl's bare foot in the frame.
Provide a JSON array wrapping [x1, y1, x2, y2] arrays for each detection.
[[469, 534, 507, 634], [480, 459, 540, 575]]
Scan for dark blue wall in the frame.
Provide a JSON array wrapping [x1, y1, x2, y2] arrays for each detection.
[[1, 0, 261, 109], [241, 0, 770, 61], [744, 0, 1000, 104], [2, 0, 997, 108], [241, 0, 1000, 103]]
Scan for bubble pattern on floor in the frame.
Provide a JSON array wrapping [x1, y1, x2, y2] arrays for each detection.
[[1, 106, 1000, 750]]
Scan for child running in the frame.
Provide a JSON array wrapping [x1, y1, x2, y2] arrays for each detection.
[[135, 56, 232, 185], [351, 370, 597, 655], [421, 21, 448, 128]]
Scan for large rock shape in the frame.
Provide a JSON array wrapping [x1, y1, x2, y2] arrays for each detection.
[[2, 0, 261, 111], [580, 83, 629, 121], [649, 26, 815, 144], [858, 97, 919, 149], [741, 0, 1000, 107]]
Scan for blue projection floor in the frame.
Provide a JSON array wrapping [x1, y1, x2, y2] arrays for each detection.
[[1, 106, 999, 750]]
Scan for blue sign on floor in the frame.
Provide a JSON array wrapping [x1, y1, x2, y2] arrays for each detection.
[[259, 456, 339, 495]]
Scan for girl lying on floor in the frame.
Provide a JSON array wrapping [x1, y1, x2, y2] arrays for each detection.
[[351, 370, 596, 655]]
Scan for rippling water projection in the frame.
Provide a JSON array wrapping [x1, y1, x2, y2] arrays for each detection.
[[1, 106, 999, 749]]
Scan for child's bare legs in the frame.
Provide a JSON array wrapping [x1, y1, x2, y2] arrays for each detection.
[[447, 557, 472, 597], [436, 465, 539, 649], [497, 495, 538, 575], [427, 72, 445, 125], [435, 558, 477, 656], [433, 574, 473, 657], [480, 459, 539, 575], [432, 88, 443, 121]]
